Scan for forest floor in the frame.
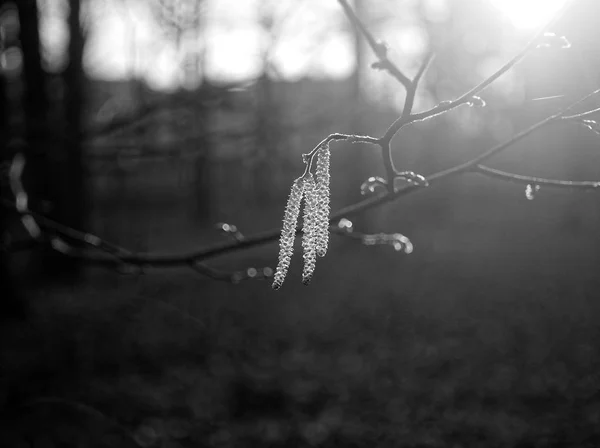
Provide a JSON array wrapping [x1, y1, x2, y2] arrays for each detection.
[[2, 227, 600, 448], [3, 181, 600, 447]]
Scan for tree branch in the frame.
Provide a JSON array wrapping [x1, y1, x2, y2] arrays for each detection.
[[4, 0, 598, 287], [337, 0, 412, 89], [4, 88, 600, 277], [473, 165, 600, 190], [381, 0, 576, 145]]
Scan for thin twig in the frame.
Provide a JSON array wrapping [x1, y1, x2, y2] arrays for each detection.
[[379, 51, 435, 188], [402, 51, 435, 118], [300, 133, 379, 177], [413, 52, 435, 87], [561, 106, 600, 120], [337, 0, 412, 89], [474, 165, 600, 190]]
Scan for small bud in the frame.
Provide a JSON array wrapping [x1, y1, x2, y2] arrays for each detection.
[[337, 218, 354, 233], [537, 32, 571, 49], [467, 96, 486, 108], [371, 61, 385, 71], [525, 184, 540, 200], [360, 176, 387, 195], [581, 119, 600, 135], [393, 172, 429, 190], [374, 40, 389, 58]]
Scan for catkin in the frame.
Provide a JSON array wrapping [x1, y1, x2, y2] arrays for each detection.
[[314, 144, 331, 258], [272, 177, 304, 290], [301, 174, 318, 285]]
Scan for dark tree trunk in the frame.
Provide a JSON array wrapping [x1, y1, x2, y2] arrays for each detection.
[[16, 0, 51, 212], [0, 1, 27, 320], [54, 0, 86, 279], [14, 0, 58, 287]]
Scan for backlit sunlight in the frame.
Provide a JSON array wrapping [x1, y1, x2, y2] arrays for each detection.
[[489, 0, 568, 29]]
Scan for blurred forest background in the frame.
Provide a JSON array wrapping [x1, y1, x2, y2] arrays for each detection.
[[2, 0, 600, 446]]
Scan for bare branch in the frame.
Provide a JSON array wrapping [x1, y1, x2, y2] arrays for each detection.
[[413, 52, 435, 86], [337, 0, 412, 89], [562, 106, 600, 120], [474, 165, 600, 190], [4, 0, 599, 288], [4, 87, 600, 276], [381, 0, 577, 144], [300, 133, 379, 177]]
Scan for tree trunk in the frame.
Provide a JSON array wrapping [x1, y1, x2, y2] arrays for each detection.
[[55, 0, 86, 279], [0, 0, 27, 320], [15, 0, 57, 283]]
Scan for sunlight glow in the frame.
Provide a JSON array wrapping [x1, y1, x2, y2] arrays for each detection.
[[489, 0, 568, 29]]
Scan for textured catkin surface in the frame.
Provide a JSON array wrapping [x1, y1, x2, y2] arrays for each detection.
[[301, 174, 318, 285], [315, 145, 331, 258], [272, 177, 304, 290]]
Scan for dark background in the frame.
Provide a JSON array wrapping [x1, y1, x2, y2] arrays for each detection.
[[2, 0, 600, 446]]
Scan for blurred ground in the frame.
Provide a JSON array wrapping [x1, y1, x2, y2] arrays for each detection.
[[2, 169, 600, 447]]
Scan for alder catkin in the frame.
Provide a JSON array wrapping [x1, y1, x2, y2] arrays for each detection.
[[272, 177, 304, 290], [301, 174, 318, 285], [314, 144, 331, 258]]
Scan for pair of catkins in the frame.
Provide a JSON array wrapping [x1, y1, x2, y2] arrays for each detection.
[[272, 144, 330, 289]]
